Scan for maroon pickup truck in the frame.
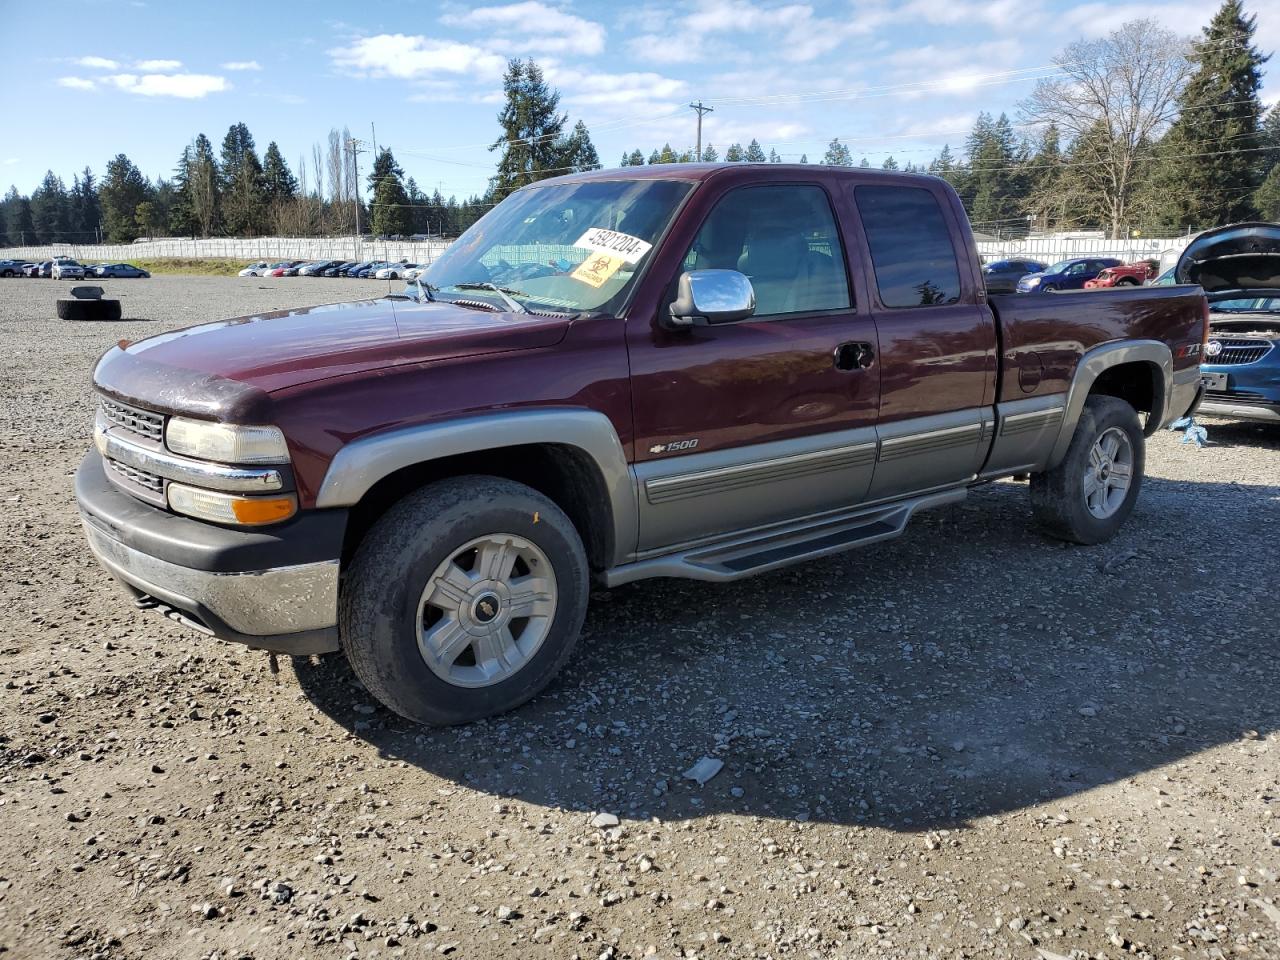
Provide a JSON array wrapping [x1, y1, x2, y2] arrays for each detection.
[[77, 165, 1208, 724]]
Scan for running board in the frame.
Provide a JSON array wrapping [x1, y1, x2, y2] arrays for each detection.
[[605, 488, 966, 586]]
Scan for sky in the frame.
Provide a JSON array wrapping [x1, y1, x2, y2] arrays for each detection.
[[2, 0, 1278, 203]]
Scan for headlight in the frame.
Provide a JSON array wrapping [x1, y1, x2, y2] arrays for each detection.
[[165, 417, 290, 464], [167, 483, 296, 526]]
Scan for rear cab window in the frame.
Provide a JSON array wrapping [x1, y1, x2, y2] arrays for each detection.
[[854, 185, 962, 307]]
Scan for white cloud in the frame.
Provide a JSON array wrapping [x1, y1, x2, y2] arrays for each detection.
[[1058, 2, 1205, 37], [76, 56, 119, 69], [442, 2, 605, 56], [57, 76, 98, 91], [222, 60, 263, 71], [133, 58, 182, 71], [549, 68, 688, 106], [329, 34, 506, 80], [104, 73, 229, 98]]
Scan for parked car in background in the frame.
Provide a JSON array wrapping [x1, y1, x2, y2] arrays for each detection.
[[298, 259, 341, 277], [324, 261, 358, 277], [981, 259, 1047, 294], [0, 259, 30, 277], [36, 261, 56, 278], [375, 262, 418, 280], [91, 263, 151, 279], [263, 260, 305, 278], [1016, 257, 1125, 293], [238, 261, 268, 277], [280, 261, 310, 277], [354, 261, 391, 278], [1183, 222, 1280, 424], [23, 262, 45, 277], [339, 261, 374, 277], [51, 259, 86, 280], [403, 265, 427, 281], [1084, 260, 1158, 289]]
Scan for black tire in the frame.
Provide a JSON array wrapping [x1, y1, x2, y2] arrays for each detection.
[[1, 270, 13, 278], [1116, 277, 1139, 286], [1041, 283, 1058, 293], [339, 475, 590, 725], [56, 298, 122, 322], [1030, 395, 1144, 545]]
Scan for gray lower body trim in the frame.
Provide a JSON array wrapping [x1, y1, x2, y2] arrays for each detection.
[[978, 393, 1066, 478], [82, 516, 339, 639], [634, 424, 878, 553], [866, 408, 986, 499]]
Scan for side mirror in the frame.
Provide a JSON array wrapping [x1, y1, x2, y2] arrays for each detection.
[[666, 269, 756, 329]]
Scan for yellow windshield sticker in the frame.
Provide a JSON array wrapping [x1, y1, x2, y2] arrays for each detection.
[[571, 252, 627, 288]]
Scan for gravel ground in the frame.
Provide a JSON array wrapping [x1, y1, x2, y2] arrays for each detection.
[[1, 275, 1278, 960]]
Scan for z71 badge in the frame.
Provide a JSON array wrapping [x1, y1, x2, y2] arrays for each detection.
[[649, 439, 699, 455]]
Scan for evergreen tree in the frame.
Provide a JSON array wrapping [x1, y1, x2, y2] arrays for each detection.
[[365, 147, 411, 236], [822, 138, 852, 166], [798, 153, 808, 164], [628, 149, 645, 166], [489, 58, 567, 200], [100, 154, 152, 242], [858, 157, 871, 168], [262, 142, 298, 202], [882, 156, 899, 170], [724, 143, 745, 162], [1146, 0, 1268, 230], [961, 112, 1024, 228], [6, 191, 36, 245], [768, 148, 781, 163], [1023, 123, 1065, 230], [1255, 164, 1280, 220], [648, 149, 661, 164], [928, 144, 955, 177], [220, 122, 267, 235], [31, 171, 72, 242], [190, 134, 219, 236], [657, 143, 677, 164], [70, 167, 101, 239], [562, 120, 600, 172], [745, 139, 767, 162], [701, 144, 718, 162]]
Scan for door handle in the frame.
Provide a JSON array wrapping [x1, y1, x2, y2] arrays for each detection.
[[834, 341, 875, 371]]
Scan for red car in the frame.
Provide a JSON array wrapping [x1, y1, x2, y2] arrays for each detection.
[[263, 260, 305, 278], [1085, 260, 1158, 288]]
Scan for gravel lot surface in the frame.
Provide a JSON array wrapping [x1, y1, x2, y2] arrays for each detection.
[[1, 275, 1278, 960]]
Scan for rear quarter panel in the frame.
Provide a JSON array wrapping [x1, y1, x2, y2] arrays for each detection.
[[987, 286, 1206, 400]]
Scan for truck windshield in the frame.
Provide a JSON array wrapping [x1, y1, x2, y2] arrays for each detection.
[[421, 178, 693, 313]]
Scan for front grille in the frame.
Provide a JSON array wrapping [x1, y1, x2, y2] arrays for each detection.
[[105, 456, 166, 506], [100, 397, 164, 443], [1205, 338, 1275, 366]]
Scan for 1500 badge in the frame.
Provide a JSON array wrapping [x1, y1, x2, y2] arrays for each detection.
[[649, 439, 700, 454]]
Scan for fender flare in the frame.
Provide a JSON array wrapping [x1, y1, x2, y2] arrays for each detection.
[[314, 408, 637, 565], [1046, 339, 1172, 467]]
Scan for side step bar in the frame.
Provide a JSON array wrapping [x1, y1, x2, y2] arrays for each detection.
[[605, 487, 966, 586]]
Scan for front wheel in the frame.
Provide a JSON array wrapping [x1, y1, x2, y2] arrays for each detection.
[[1029, 395, 1144, 545], [1041, 283, 1058, 293], [340, 476, 590, 725], [1116, 277, 1139, 286]]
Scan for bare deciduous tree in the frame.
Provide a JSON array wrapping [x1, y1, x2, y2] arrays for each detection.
[[1020, 19, 1191, 238]]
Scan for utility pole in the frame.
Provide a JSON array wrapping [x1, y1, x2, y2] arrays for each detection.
[[690, 101, 714, 160], [346, 137, 366, 239]]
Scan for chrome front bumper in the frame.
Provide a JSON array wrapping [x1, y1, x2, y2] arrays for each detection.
[[82, 515, 340, 653]]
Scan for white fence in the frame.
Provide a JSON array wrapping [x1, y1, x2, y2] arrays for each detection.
[[0, 236, 453, 266], [2, 234, 1196, 273]]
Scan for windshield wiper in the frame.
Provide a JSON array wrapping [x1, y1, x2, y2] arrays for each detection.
[[449, 282, 528, 314]]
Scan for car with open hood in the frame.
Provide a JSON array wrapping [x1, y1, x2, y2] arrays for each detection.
[[1183, 222, 1280, 424]]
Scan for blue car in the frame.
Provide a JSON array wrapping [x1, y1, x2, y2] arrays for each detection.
[[1183, 222, 1280, 424], [1015, 256, 1124, 293]]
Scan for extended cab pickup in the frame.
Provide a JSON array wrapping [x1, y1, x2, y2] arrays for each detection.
[[77, 165, 1208, 724]]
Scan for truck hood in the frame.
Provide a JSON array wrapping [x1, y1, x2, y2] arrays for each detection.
[[1176, 221, 1280, 302], [94, 296, 574, 422]]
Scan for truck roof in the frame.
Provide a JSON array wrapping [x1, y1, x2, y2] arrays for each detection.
[[536, 162, 949, 189]]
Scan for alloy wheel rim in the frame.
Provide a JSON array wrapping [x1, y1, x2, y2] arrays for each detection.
[[1083, 426, 1134, 519], [416, 534, 557, 688]]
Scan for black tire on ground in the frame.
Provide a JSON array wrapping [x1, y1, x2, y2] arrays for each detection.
[[1041, 283, 1058, 292], [339, 475, 590, 725], [1116, 277, 1139, 286], [56, 298, 123, 322], [1, 270, 14, 278], [1030, 395, 1145, 545]]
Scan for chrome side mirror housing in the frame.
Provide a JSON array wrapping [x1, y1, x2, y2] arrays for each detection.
[[666, 269, 756, 328]]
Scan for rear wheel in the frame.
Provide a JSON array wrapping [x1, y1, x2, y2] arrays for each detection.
[[340, 476, 589, 725], [1030, 395, 1144, 545], [1116, 277, 1139, 286]]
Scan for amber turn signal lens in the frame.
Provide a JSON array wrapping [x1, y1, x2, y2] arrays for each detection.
[[230, 496, 296, 525]]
